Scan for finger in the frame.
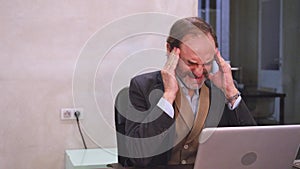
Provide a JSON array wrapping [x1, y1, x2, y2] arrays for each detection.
[[169, 53, 179, 70], [165, 48, 180, 70], [164, 48, 176, 67], [169, 48, 180, 70], [214, 49, 230, 71], [164, 55, 174, 70], [169, 48, 179, 64], [214, 49, 225, 65]]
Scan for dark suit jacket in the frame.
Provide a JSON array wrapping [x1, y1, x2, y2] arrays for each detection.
[[117, 71, 256, 167]]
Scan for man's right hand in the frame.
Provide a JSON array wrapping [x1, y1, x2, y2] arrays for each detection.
[[161, 47, 180, 104]]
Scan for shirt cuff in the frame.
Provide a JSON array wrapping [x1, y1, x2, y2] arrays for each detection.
[[157, 97, 174, 118], [227, 95, 242, 110]]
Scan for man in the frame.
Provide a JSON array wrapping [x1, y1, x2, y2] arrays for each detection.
[[116, 17, 256, 167]]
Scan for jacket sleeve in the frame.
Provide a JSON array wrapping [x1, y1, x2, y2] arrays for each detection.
[[204, 80, 257, 127], [219, 99, 257, 126], [123, 77, 175, 167]]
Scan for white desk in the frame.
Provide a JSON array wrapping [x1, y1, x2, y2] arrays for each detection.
[[65, 148, 117, 169]]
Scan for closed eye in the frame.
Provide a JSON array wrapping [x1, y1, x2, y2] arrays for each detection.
[[187, 60, 198, 66], [203, 60, 214, 66]]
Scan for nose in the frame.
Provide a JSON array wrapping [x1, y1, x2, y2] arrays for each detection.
[[190, 65, 204, 78]]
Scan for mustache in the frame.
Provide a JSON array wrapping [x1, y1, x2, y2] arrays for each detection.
[[185, 69, 209, 79]]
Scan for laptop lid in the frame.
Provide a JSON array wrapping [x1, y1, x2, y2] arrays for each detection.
[[194, 125, 300, 169]]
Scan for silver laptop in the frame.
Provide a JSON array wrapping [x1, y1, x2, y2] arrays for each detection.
[[194, 125, 300, 169]]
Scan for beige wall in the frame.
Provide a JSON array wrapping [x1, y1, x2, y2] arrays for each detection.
[[0, 1, 197, 169]]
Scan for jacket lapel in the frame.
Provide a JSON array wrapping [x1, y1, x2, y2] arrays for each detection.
[[186, 84, 210, 143], [173, 87, 195, 144]]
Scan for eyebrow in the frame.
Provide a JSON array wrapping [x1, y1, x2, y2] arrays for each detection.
[[187, 60, 198, 64], [187, 58, 214, 65], [204, 58, 214, 64]]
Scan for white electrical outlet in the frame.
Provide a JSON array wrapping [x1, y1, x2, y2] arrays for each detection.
[[61, 108, 83, 120]]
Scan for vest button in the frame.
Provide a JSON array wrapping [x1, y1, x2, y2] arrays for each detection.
[[181, 160, 187, 164], [184, 144, 189, 149]]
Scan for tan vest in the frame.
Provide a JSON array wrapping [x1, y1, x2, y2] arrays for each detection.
[[168, 84, 210, 165]]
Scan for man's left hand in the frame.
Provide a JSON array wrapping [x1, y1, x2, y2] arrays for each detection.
[[208, 49, 239, 105]]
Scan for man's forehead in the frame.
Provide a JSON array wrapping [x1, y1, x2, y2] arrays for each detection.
[[181, 33, 215, 61]]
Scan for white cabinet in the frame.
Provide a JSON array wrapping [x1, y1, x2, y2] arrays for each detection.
[[65, 148, 117, 169]]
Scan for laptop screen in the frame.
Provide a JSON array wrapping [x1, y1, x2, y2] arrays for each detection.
[[194, 125, 300, 169]]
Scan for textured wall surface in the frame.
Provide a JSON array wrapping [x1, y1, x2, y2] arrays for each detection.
[[0, 1, 197, 168]]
